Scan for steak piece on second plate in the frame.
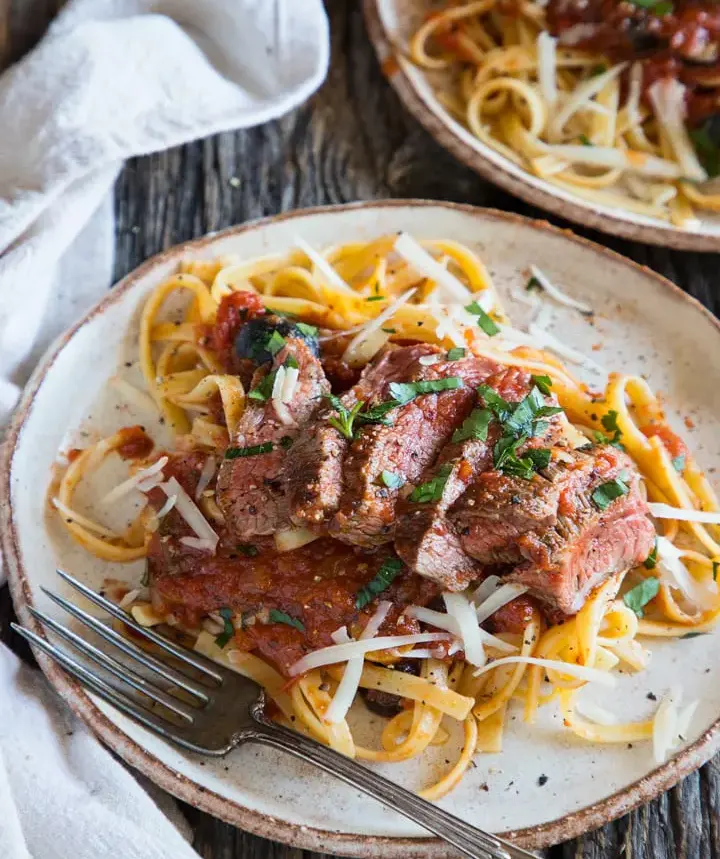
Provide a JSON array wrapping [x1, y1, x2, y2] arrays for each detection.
[[216, 336, 329, 540], [289, 344, 441, 530], [328, 350, 497, 548], [453, 445, 655, 618], [394, 366, 563, 591]]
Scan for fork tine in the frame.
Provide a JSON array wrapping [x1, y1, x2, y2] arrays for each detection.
[[55, 569, 223, 682], [12, 623, 222, 755], [28, 607, 196, 722], [40, 587, 209, 703]]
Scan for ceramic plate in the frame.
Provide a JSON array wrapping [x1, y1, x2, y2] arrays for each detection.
[[363, 0, 720, 252], [3, 201, 720, 856]]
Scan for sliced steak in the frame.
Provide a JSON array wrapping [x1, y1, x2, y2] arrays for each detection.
[[216, 336, 329, 539], [329, 350, 497, 548], [289, 343, 441, 530], [395, 366, 564, 591], [454, 445, 655, 618]]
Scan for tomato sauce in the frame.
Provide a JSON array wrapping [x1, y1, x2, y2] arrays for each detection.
[[206, 291, 266, 372], [116, 425, 154, 460], [147, 453, 441, 675], [546, 0, 720, 124], [642, 423, 689, 463]]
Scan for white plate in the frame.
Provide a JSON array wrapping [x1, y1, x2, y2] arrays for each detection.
[[364, 0, 720, 251], [3, 201, 720, 856]]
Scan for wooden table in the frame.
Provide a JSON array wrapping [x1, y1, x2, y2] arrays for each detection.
[[2, 1, 720, 857]]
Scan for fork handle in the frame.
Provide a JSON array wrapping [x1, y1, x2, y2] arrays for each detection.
[[249, 720, 535, 859]]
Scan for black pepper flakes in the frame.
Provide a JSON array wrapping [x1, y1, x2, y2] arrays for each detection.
[[647, 692, 657, 701], [538, 774, 549, 787]]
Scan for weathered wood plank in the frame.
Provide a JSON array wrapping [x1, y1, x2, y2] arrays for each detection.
[[3, 1, 720, 857]]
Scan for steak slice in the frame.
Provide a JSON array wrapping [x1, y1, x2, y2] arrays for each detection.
[[216, 337, 329, 539], [329, 350, 497, 548], [289, 344, 440, 529], [395, 366, 564, 591], [454, 445, 655, 618]]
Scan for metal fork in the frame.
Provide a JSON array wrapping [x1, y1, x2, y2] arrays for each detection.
[[12, 569, 540, 859]]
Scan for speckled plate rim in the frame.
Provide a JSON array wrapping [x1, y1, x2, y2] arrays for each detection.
[[3, 200, 720, 856], [362, 1, 720, 253]]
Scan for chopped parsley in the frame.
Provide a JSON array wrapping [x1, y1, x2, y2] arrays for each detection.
[[268, 609, 305, 632], [531, 375, 552, 396], [382, 327, 397, 334], [389, 377, 464, 404], [579, 134, 593, 146], [224, 442, 274, 459], [689, 117, 720, 178], [365, 295, 385, 302], [504, 387, 563, 437], [672, 454, 686, 473], [452, 407, 493, 444], [526, 276, 541, 292], [379, 470, 405, 490], [714, 561, 719, 582], [447, 347, 466, 361], [266, 330, 287, 357], [644, 538, 658, 570], [295, 322, 318, 337], [465, 301, 499, 337], [324, 395, 398, 440], [594, 410, 624, 449], [629, 0, 672, 13], [591, 477, 629, 511], [590, 63, 608, 76], [409, 463, 453, 503], [236, 544, 259, 558], [623, 577, 660, 618], [284, 354, 299, 370], [248, 369, 277, 402], [355, 557, 404, 609], [214, 607, 235, 648]]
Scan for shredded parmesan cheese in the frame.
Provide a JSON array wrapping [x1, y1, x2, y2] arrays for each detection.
[[161, 476, 219, 553], [474, 583, 529, 624], [295, 236, 356, 296], [195, 456, 217, 500], [51, 498, 120, 539], [648, 79, 707, 182], [473, 656, 616, 686], [537, 31, 557, 107], [101, 456, 168, 505], [342, 287, 417, 365], [394, 233, 474, 304], [528, 265, 592, 314]]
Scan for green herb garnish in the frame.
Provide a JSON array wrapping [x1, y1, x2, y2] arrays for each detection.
[[248, 369, 277, 402], [714, 561, 719, 581], [579, 134, 593, 146], [295, 322, 318, 337], [224, 442, 274, 459], [623, 577, 660, 618], [689, 119, 720, 178], [504, 387, 562, 437], [526, 276, 541, 292], [452, 407, 493, 444], [409, 463, 453, 503], [236, 544, 259, 557], [324, 395, 399, 440], [268, 609, 305, 632], [594, 410, 624, 449], [389, 377, 464, 404], [366, 295, 384, 302], [644, 537, 658, 570], [266, 330, 287, 357], [590, 63, 608, 76], [284, 354, 299, 370], [215, 607, 235, 648], [591, 477, 629, 511], [447, 347, 466, 361], [382, 327, 397, 334], [531, 375, 552, 396], [465, 301, 499, 337], [355, 558, 404, 609], [672, 454, 686, 473], [380, 470, 405, 490]]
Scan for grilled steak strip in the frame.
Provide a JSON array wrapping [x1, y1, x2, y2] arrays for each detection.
[[216, 337, 330, 540], [329, 351, 496, 548], [452, 445, 655, 618], [289, 344, 441, 530], [395, 366, 564, 591]]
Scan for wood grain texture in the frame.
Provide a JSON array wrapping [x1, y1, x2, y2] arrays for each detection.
[[2, 0, 720, 857]]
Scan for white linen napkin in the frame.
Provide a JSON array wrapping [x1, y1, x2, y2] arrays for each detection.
[[0, 0, 329, 852], [0, 0, 330, 424], [0, 644, 201, 859]]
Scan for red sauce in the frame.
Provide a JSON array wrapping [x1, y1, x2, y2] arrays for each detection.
[[546, 0, 720, 124], [487, 595, 537, 634], [207, 290, 266, 371], [642, 423, 689, 462], [116, 426, 154, 460], [146, 453, 440, 674], [66, 448, 83, 463]]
